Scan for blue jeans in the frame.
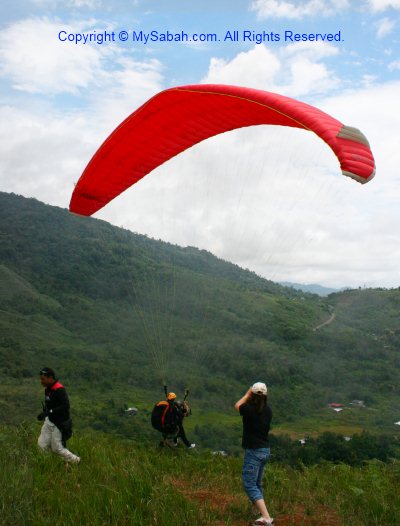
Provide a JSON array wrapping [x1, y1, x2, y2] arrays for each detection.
[[242, 447, 271, 502]]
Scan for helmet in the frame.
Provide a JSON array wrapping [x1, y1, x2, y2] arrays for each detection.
[[167, 392, 176, 401]]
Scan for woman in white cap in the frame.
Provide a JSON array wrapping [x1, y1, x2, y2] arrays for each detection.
[[234, 382, 273, 526]]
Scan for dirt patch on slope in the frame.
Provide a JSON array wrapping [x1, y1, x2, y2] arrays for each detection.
[[275, 504, 342, 526], [171, 478, 342, 526]]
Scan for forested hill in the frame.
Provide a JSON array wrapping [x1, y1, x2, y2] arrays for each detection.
[[1, 191, 400, 447], [0, 191, 296, 300]]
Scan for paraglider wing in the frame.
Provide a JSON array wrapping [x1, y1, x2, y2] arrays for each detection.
[[69, 84, 375, 216]]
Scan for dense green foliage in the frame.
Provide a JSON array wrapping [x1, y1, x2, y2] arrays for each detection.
[[1, 191, 400, 450], [1, 423, 400, 526], [270, 431, 400, 466]]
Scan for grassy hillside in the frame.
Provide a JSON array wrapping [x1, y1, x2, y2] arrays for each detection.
[[1, 423, 399, 526], [1, 191, 400, 447]]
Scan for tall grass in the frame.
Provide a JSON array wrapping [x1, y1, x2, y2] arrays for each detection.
[[1, 423, 399, 525]]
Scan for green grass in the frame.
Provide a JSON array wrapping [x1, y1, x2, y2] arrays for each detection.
[[1, 423, 400, 526]]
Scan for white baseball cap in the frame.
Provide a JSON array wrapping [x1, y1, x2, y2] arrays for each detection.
[[251, 382, 268, 395]]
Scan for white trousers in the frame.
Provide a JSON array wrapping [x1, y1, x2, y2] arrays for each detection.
[[38, 417, 80, 463]]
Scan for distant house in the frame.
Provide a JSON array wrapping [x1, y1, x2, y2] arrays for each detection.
[[299, 438, 306, 445], [394, 422, 400, 426], [328, 403, 344, 413]]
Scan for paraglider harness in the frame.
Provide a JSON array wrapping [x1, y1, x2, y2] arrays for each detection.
[[151, 386, 191, 446]]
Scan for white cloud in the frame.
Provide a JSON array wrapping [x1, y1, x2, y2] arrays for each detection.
[[202, 43, 339, 96], [250, 0, 400, 18], [376, 17, 395, 37], [283, 41, 339, 60], [313, 81, 400, 286], [0, 20, 165, 208], [366, 0, 400, 11], [281, 42, 340, 95], [89, 55, 164, 132], [201, 46, 281, 88], [0, 53, 164, 207], [71, 0, 100, 6], [388, 59, 400, 70], [0, 18, 107, 94], [0, 16, 164, 123], [250, 0, 350, 19], [361, 73, 378, 87], [0, 105, 90, 206], [287, 57, 339, 94], [32, 0, 101, 8]]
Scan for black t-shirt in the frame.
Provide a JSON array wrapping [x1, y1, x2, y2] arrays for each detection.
[[239, 402, 272, 449]]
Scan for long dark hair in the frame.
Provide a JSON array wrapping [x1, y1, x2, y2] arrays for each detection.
[[249, 392, 267, 413]]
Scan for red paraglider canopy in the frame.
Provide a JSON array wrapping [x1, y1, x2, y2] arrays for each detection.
[[69, 84, 375, 216]]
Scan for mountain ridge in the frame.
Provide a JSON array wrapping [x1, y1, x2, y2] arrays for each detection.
[[1, 191, 399, 446]]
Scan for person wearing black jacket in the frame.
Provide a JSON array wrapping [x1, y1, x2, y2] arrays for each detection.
[[37, 367, 80, 463], [173, 400, 195, 448]]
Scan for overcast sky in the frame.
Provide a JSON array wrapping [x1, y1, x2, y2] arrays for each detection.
[[1, 0, 399, 289]]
